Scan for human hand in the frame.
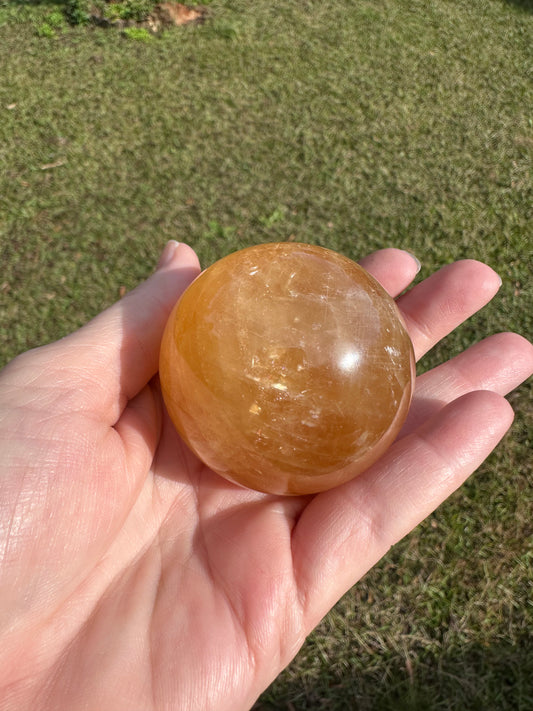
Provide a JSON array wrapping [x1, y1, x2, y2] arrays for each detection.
[[1, 242, 532, 711]]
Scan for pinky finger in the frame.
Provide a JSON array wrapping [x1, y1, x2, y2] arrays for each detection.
[[293, 390, 515, 629]]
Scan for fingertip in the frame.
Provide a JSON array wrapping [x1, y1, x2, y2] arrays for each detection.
[[157, 241, 201, 273], [471, 389, 516, 456], [468, 388, 515, 432], [487, 332, 533, 387], [174, 242, 202, 272], [496, 331, 533, 364], [157, 240, 181, 270], [434, 390, 515, 458], [358, 248, 421, 297], [398, 249, 422, 275], [449, 259, 502, 295], [148, 241, 201, 312]]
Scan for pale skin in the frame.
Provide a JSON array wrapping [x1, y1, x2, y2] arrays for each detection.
[[1, 242, 532, 711]]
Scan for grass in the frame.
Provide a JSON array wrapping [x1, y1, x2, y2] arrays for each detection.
[[1, 0, 532, 708]]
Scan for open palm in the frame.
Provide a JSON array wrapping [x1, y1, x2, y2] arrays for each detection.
[[1, 243, 531, 711]]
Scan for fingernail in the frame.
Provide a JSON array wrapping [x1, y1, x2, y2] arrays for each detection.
[[157, 240, 180, 269], [402, 250, 421, 274]]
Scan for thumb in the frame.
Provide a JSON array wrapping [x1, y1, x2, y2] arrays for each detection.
[[38, 241, 202, 423]]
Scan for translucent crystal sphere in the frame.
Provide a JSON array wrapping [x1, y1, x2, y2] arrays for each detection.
[[160, 243, 415, 495]]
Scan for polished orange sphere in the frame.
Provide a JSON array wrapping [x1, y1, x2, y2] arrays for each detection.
[[159, 243, 415, 495]]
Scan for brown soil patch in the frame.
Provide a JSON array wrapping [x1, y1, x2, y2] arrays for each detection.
[[91, 2, 208, 32]]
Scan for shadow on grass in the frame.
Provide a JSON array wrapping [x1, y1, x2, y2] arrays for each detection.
[[503, 0, 533, 12], [255, 640, 533, 711]]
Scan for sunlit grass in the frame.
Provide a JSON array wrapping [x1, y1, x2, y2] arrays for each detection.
[[1, 1, 532, 708]]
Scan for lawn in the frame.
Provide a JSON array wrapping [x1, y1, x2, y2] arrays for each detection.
[[1, 0, 532, 708]]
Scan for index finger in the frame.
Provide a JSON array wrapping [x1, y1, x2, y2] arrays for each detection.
[[397, 260, 502, 361]]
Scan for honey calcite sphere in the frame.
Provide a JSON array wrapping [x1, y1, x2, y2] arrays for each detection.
[[159, 243, 415, 495]]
